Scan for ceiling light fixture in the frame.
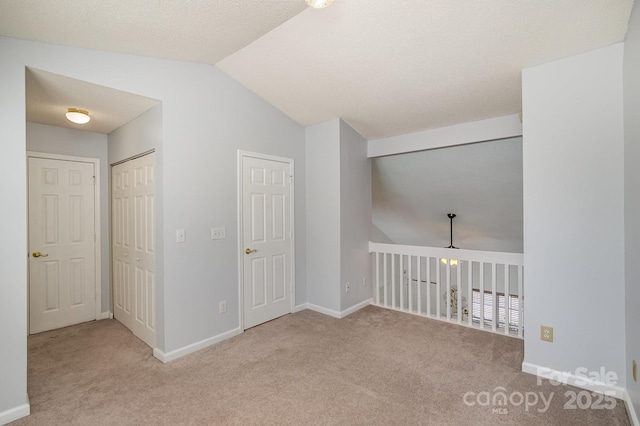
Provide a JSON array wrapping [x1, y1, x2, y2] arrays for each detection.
[[66, 108, 90, 124], [306, 0, 334, 9], [445, 213, 458, 249], [441, 213, 459, 265]]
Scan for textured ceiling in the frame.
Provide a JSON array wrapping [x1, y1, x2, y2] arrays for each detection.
[[0, 0, 307, 64], [26, 68, 159, 134], [219, 0, 634, 139], [372, 138, 524, 253], [1, 0, 635, 139]]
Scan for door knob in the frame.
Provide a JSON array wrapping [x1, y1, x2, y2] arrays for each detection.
[[245, 248, 257, 254], [32, 251, 49, 258]]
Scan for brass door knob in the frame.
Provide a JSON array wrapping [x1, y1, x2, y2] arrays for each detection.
[[32, 251, 49, 258], [245, 248, 257, 254]]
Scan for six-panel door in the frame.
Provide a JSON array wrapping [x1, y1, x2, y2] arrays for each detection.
[[112, 153, 156, 348], [242, 155, 292, 329], [28, 157, 96, 333]]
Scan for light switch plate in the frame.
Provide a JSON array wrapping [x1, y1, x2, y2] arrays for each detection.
[[176, 229, 186, 243], [211, 227, 226, 240]]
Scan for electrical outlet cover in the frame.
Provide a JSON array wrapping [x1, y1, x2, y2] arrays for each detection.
[[540, 325, 553, 342]]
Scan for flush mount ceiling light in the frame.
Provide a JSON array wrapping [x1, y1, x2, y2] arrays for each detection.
[[306, 0, 334, 9], [66, 107, 90, 124]]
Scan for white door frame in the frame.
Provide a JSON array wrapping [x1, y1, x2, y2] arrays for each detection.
[[237, 150, 295, 330], [27, 151, 102, 322]]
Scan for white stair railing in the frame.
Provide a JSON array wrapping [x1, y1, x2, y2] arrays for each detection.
[[370, 242, 524, 338]]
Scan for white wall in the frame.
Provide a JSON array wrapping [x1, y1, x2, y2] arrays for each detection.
[[0, 35, 305, 421], [368, 114, 522, 158], [522, 44, 625, 384], [305, 119, 341, 312], [339, 120, 372, 310], [26, 122, 110, 313], [305, 119, 372, 315], [108, 104, 161, 164], [108, 104, 164, 347], [371, 137, 523, 253], [624, 1, 640, 418], [0, 42, 29, 421]]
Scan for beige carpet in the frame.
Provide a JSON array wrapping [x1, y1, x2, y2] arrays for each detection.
[[13, 306, 630, 425]]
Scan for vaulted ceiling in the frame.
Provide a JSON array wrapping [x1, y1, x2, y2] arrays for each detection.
[[372, 138, 523, 252], [0, 0, 634, 139]]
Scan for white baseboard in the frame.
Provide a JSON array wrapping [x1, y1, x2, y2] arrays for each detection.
[[625, 388, 640, 426], [522, 362, 626, 399], [0, 397, 30, 425], [341, 298, 373, 318], [97, 311, 113, 320], [305, 303, 342, 318], [303, 299, 372, 319], [294, 303, 309, 313], [153, 327, 242, 363]]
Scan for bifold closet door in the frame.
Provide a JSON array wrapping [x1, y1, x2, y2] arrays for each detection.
[[112, 153, 156, 348]]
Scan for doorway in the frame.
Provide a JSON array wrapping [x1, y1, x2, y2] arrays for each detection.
[[238, 151, 295, 329], [27, 152, 101, 334]]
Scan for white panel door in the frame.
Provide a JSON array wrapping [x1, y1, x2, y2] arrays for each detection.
[[242, 155, 293, 329], [112, 153, 156, 348], [28, 157, 96, 333]]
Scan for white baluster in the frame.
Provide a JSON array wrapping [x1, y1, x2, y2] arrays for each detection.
[[505, 264, 510, 335], [383, 253, 388, 307], [479, 262, 485, 329], [491, 262, 497, 332], [436, 259, 441, 319], [416, 256, 422, 315], [446, 259, 451, 320], [457, 259, 462, 323], [518, 265, 524, 338], [467, 261, 473, 326], [375, 252, 380, 306], [399, 254, 404, 310], [391, 254, 396, 309], [426, 257, 431, 317], [408, 255, 413, 313]]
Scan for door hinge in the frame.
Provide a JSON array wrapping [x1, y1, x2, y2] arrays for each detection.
[[289, 175, 293, 184]]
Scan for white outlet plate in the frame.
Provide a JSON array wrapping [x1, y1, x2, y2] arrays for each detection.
[[211, 227, 226, 240], [219, 300, 227, 313], [176, 229, 186, 243]]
